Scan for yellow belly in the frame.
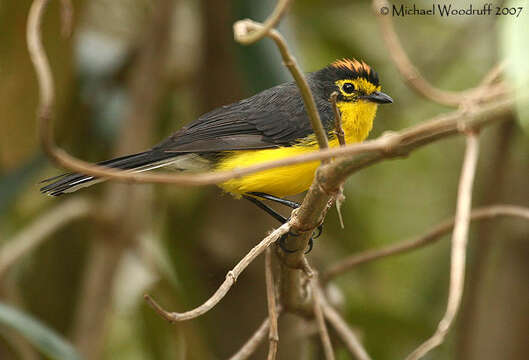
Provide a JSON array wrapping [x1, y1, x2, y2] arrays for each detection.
[[217, 144, 321, 197], [217, 100, 377, 197]]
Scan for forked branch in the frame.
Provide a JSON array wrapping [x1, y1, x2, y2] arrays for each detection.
[[323, 204, 529, 281], [144, 224, 290, 322]]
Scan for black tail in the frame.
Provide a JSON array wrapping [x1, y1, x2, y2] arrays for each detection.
[[40, 150, 177, 196]]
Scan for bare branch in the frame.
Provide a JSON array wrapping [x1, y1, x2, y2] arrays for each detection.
[[330, 92, 346, 146], [27, 0, 54, 115], [0, 197, 93, 278], [323, 205, 529, 281], [28, 0, 514, 195], [479, 61, 506, 87], [322, 298, 372, 360], [234, 0, 292, 45], [229, 316, 275, 360], [303, 260, 335, 360], [234, 20, 330, 153], [373, 0, 506, 107], [406, 133, 480, 360], [330, 91, 346, 227], [144, 223, 290, 322], [25, 0, 515, 190], [31, 95, 512, 190], [265, 247, 279, 360]]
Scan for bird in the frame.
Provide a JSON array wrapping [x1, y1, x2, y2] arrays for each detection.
[[41, 58, 392, 247]]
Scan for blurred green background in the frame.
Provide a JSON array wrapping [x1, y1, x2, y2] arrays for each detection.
[[1, 0, 528, 359]]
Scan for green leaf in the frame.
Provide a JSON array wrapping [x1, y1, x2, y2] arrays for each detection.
[[500, 1, 529, 134], [0, 303, 82, 360]]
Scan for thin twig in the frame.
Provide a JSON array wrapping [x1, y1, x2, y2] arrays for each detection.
[[229, 316, 276, 360], [144, 223, 290, 322], [330, 92, 345, 146], [323, 204, 529, 281], [303, 260, 335, 360], [330, 91, 346, 228], [31, 86, 515, 187], [234, 20, 330, 153], [265, 247, 279, 360], [373, 0, 506, 107], [27, 0, 54, 114], [234, 0, 292, 45], [0, 197, 93, 278], [322, 298, 372, 360], [27, 0, 515, 192], [26, 0, 515, 188], [406, 132, 480, 360], [479, 61, 506, 87]]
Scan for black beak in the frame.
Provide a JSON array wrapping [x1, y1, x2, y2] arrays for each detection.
[[362, 91, 393, 104]]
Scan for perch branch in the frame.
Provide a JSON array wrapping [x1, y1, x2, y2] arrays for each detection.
[[28, 0, 516, 192], [323, 204, 529, 281], [144, 223, 290, 322], [406, 132, 480, 360]]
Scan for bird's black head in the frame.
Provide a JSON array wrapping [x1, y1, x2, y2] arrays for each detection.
[[312, 58, 392, 105]]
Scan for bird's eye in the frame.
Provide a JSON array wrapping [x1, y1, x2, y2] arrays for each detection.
[[342, 82, 355, 94]]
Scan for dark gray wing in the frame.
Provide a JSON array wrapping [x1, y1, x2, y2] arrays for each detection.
[[153, 79, 333, 153]]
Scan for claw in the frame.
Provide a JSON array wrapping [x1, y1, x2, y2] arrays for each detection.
[[278, 233, 297, 253], [305, 237, 314, 254], [313, 224, 323, 239]]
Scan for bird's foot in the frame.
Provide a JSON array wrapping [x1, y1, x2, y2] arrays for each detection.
[[277, 224, 323, 254]]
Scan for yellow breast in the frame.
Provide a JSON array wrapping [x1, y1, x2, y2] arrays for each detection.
[[217, 100, 378, 197]]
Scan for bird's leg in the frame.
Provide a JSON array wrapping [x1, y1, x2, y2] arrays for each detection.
[[243, 195, 287, 223], [244, 193, 322, 253], [248, 192, 323, 238], [243, 195, 296, 253], [247, 192, 300, 209]]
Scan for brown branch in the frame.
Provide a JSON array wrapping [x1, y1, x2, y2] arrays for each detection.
[[321, 298, 372, 360], [373, 0, 505, 107], [25, 0, 515, 190], [234, 20, 330, 153], [144, 223, 290, 322], [456, 120, 513, 359], [234, 0, 292, 45], [26, 2, 523, 359], [27, 0, 335, 187], [229, 315, 276, 360], [330, 92, 346, 146], [28, 0, 515, 194], [330, 91, 346, 227], [0, 197, 93, 279], [27, 0, 54, 118], [323, 204, 529, 281], [265, 247, 279, 360], [303, 260, 335, 360], [406, 132, 480, 360]]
